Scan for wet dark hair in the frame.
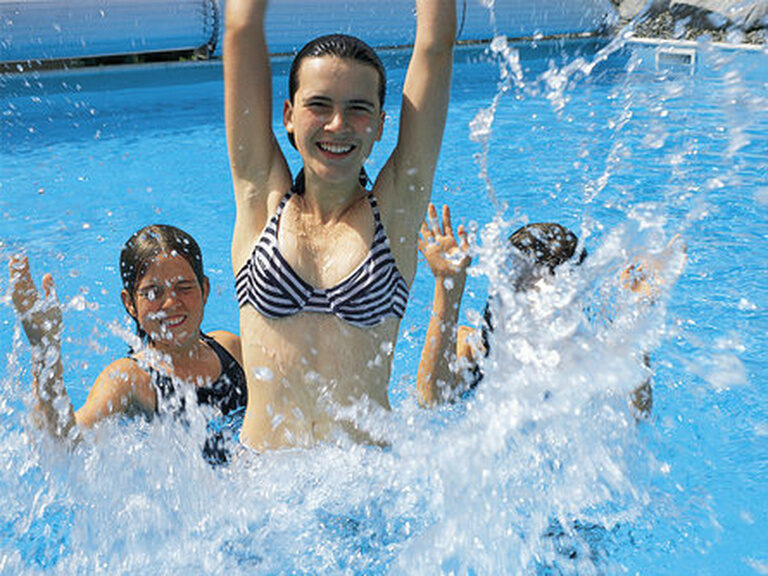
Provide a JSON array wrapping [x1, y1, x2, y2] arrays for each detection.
[[119, 224, 205, 341], [508, 222, 585, 274], [473, 223, 585, 389], [287, 33, 386, 150]]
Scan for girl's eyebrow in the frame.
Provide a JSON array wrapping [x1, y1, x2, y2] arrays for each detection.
[[303, 94, 332, 104], [139, 277, 195, 289], [348, 98, 376, 109], [303, 95, 376, 109]]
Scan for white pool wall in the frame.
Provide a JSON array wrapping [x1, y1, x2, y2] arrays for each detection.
[[0, 0, 219, 62], [0, 0, 618, 64]]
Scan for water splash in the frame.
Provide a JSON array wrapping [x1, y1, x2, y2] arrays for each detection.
[[1, 6, 767, 574]]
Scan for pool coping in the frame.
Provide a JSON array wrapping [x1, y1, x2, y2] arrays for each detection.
[[1, 34, 763, 85], [626, 36, 767, 52], [2, 35, 608, 80]]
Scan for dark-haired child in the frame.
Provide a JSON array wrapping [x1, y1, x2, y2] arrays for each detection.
[[10, 224, 246, 463], [225, 0, 456, 449], [417, 203, 685, 417]]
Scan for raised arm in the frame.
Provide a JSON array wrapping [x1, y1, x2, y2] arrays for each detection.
[[224, 0, 290, 252], [10, 256, 75, 438], [378, 0, 456, 245], [619, 235, 687, 418], [9, 256, 154, 440], [416, 204, 471, 406]]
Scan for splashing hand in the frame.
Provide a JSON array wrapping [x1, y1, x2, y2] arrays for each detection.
[[621, 234, 688, 301], [418, 203, 471, 280], [9, 255, 62, 347]]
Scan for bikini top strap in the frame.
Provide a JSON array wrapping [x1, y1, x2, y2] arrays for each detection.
[[366, 191, 384, 229], [272, 189, 294, 223]]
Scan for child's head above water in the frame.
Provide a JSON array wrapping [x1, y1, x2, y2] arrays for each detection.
[[481, 222, 584, 351], [506, 222, 585, 291], [119, 224, 206, 340], [509, 222, 582, 272], [286, 34, 386, 150], [286, 33, 386, 188]]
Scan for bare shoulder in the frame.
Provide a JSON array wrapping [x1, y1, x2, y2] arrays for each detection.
[[94, 357, 154, 402], [98, 357, 147, 384], [75, 357, 155, 426], [208, 330, 243, 367]]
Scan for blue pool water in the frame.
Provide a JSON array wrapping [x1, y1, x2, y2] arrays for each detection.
[[1, 36, 766, 574]]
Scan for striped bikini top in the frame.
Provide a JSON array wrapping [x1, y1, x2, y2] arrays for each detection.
[[235, 189, 409, 328]]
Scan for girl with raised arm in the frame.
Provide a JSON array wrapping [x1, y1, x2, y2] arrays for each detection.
[[224, 0, 456, 450], [416, 204, 686, 418], [9, 225, 246, 464]]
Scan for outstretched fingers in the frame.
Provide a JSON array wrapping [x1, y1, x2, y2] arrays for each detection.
[[418, 221, 433, 255], [419, 203, 472, 278], [441, 204, 454, 238], [8, 256, 62, 345], [9, 255, 39, 316], [41, 274, 55, 299], [457, 224, 469, 252], [427, 202, 442, 237], [424, 202, 460, 243]]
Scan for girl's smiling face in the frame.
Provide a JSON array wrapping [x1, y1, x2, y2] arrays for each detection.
[[122, 253, 208, 352], [284, 56, 385, 185]]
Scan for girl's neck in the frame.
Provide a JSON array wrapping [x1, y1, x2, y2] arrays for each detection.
[[300, 170, 365, 223], [147, 332, 207, 371]]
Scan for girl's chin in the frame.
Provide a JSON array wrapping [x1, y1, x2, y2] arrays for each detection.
[[308, 156, 363, 179], [149, 329, 194, 349]]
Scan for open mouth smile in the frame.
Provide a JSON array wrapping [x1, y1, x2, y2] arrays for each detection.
[[162, 315, 186, 328], [150, 313, 186, 330], [317, 141, 355, 156]]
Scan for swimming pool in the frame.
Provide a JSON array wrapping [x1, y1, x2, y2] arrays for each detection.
[[1, 33, 766, 574]]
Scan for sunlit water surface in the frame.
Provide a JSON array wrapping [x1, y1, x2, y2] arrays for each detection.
[[1, 29, 766, 576]]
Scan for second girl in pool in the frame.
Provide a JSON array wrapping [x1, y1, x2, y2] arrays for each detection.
[[10, 225, 247, 464]]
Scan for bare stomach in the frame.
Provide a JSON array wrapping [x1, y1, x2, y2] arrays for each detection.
[[238, 307, 398, 450]]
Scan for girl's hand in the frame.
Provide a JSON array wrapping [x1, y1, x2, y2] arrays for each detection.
[[9, 255, 62, 347], [418, 203, 471, 279], [620, 234, 687, 301]]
